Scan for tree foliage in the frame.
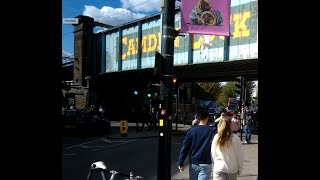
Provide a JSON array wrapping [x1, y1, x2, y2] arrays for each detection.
[[195, 82, 222, 101], [192, 81, 257, 109], [216, 82, 236, 108]]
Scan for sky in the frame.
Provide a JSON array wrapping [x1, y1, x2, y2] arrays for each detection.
[[62, 0, 180, 54]]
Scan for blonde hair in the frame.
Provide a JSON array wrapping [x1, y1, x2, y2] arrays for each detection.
[[216, 117, 232, 152]]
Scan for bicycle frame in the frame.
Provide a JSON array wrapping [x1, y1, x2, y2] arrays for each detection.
[[87, 161, 143, 180]]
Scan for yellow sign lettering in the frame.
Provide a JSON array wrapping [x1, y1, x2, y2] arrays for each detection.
[[141, 36, 148, 53], [174, 28, 180, 48], [135, 38, 138, 54], [192, 35, 203, 49], [210, 35, 215, 41], [174, 36, 179, 48], [147, 34, 157, 52], [232, 12, 251, 38], [127, 39, 136, 56], [120, 10, 253, 60], [122, 37, 127, 60]]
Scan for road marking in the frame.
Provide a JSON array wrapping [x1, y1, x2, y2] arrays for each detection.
[[64, 138, 99, 140], [100, 138, 127, 143], [65, 139, 101, 149], [91, 140, 137, 152], [79, 145, 105, 148]]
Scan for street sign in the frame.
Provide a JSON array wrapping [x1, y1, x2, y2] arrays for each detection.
[[63, 18, 79, 24]]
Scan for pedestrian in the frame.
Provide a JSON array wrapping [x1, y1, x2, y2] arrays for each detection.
[[192, 114, 199, 126], [139, 105, 150, 132], [215, 111, 229, 131], [231, 115, 241, 134], [211, 116, 244, 180], [99, 105, 105, 117], [244, 113, 252, 143], [178, 110, 214, 180]]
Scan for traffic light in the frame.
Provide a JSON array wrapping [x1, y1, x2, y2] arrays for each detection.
[[153, 51, 165, 83], [234, 76, 243, 96], [147, 82, 152, 98], [173, 77, 177, 84], [134, 90, 138, 95]]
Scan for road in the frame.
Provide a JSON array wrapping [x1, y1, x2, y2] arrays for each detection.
[[63, 124, 257, 180], [63, 135, 187, 180]]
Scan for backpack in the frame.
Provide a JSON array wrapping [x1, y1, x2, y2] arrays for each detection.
[[231, 119, 240, 131]]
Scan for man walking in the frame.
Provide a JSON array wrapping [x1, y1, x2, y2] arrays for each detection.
[[178, 110, 214, 180]]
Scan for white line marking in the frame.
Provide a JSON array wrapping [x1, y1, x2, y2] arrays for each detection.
[[79, 145, 105, 148], [91, 140, 137, 152], [65, 139, 100, 149], [100, 138, 127, 143]]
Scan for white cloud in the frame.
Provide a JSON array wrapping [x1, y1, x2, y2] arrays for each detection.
[[120, 0, 162, 13], [62, 50, 73, 57], [83, 5, 147, 26], [94, 27, 107, 33]]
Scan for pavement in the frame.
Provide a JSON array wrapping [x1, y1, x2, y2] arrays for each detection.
[[106, 121, 258, 179], [106, 121, 190, 139]]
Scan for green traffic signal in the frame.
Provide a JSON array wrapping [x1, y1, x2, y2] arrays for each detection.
[[147, 93, 151, 98], [134, 91, 138, 95]]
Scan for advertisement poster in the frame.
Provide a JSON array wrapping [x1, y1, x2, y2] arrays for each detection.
[[180, 0, 231, 36]]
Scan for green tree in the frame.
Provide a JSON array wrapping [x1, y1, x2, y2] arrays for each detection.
[[196, 82, 222, 101], [216, 82, 236, 108], [245, 81, 256, 99], [253, 84, 258, 105]]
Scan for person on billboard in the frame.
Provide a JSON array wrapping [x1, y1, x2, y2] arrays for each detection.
[[200, 35, 211, 61]]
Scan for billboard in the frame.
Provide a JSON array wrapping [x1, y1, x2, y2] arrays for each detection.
[[104, 0, 258, 72], [180, 0, 231, 36]]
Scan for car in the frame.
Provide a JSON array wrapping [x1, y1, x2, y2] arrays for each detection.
[[63, 108, 111, 137], [63, 109, 84, 136], [208, 107, 220, 121]]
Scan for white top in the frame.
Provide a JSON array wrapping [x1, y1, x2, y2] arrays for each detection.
[[231, 117, 241, 132], [214, 116, 222, 123], [192, 118, 199, 126], [211, 133, 244, 174]]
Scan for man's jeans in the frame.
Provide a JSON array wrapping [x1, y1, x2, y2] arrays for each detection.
[[245, 125, 251, 142], [189, 163, 212, 180]]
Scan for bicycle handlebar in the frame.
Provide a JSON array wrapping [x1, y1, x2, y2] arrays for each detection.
[[91, 168, 143, 179]]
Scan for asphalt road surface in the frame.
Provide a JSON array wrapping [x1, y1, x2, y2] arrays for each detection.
[[63, 135, 187, 180]]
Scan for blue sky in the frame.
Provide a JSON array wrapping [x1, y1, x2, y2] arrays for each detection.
[[62, 0, 175, 54], [62, 0, 121, 53]]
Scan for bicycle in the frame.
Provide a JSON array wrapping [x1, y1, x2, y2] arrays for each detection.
[[87, 161, 143, 180]]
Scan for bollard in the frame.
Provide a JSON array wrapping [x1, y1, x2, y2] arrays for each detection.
[[120, 120, 128, 137]]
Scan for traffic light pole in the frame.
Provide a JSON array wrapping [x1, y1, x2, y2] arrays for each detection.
[[175, 88, 179, 131], [157, 0, 176, 179]]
